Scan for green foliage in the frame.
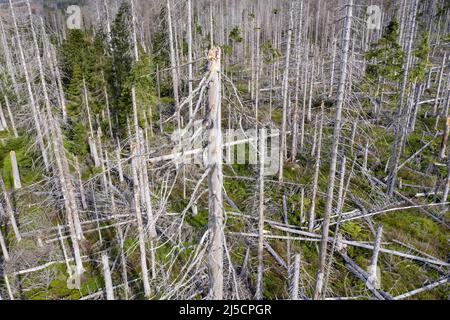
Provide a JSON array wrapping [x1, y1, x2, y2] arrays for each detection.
[[111, 2, 133, 94], [377, 210, 447, 254], [0, 135, 42, 188], [229, 26, 243, 43], [221, 44, 233, 56], [61, 28, 108, 158], [340, 221, 363, 239], [186, 210, 208, 230], [365, 18, 404, 83], [109, 2, 134, 133], [409, 32, 431, 82], [261, 41, 282, 64], [64, 121, 89, 157], [120, 47, 158, 130]]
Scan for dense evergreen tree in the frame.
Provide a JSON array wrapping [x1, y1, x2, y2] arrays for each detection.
[[366, 18, 404, 84]]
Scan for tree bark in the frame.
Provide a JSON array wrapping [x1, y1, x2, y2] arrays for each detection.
[[279, 8, 293, 181], [101, 252, 115, 300], [387, 0, 419, 196], [314, 0, 353, 300], [255, 129, 265, 300], [308, 110, 324, 232], [9, 151, 21, 190], [206, 47, 224, 300], [0, 176, 21, 242], [10, 0, 49, 170]]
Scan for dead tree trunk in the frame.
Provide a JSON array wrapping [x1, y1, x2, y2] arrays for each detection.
[[291, 2, 304, 162], [101, 252, 115, 300], [433, 55, 446, 116], [308, 110, 324, 232], [314, 0, 353, 300], [167, 0, 180, 109], [30, 5, 85, 276], [439, 94, 450, 160], [442, 151, 450, 212], [9, 151, 21, 190], [206, 47, 224, 300], [387, 0, 419, 196], [0, 17, 19, 98], [279, 8, 293, 181], [367, 225, 383, 289], [290, 253, 301, 300], [10, 0, 49, 171], [187, 0, 194, 118], [0, 176, 21, 242], [0, 209, 10, 261], [255, 129, 265, 300], [1, 97, 18, 138], [131, 143, 151, 298]]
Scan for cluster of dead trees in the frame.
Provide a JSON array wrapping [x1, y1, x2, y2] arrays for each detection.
[[0, 0, 448, 300]]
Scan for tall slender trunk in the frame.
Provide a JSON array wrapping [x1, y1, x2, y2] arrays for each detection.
[[206, 47, 223, 300], [441, 151, 450, 212], [290, 254, 301, 300], [387, 0, 418, 196], [440, 92, 450, 160], [308, 110, 324, 232], [255, 129, 265, 300], [187, 0, 193, 118], [29, 3, 84, 275], [0, 17, 19, 98], [433, 55, 446, 116], [9, 0, 49, 171], [131, 142, 151, 298], [167, 0, 180, 109], [0, 217, 10, 261], [279, 8, 293, 181], [0, 177, 21, 242], [291, 2, 303, 162], [2, 96, 18, 137], [314, 0, 353, 300]]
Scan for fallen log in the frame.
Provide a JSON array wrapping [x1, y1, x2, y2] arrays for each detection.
[[394, 277, 448, 300]]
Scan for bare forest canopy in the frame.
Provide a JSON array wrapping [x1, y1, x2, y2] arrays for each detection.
[[0, 0, 448, 301]]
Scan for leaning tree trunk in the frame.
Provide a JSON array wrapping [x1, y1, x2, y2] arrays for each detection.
[[0, 176, 21, 242], [167, 0, 180, 109], [29, 3, 84, 275], [9, 0, 49, 171], [441, 150, 450, 212], [439, 88, 450, 160], [131, 142, 151, 298], [187, 0, 194, 118], [314, 0, 353, 300], [291, 2, 304, 162], [278, 8, 294, 181], [0, 217, 10, 261], [101, 251, 115, 300], [0, 17, 19, 98], [367, 225, 383, 290], [387, 0, 418, 196], [433, 55, 446, 116], [308, 109, 324, 232]]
